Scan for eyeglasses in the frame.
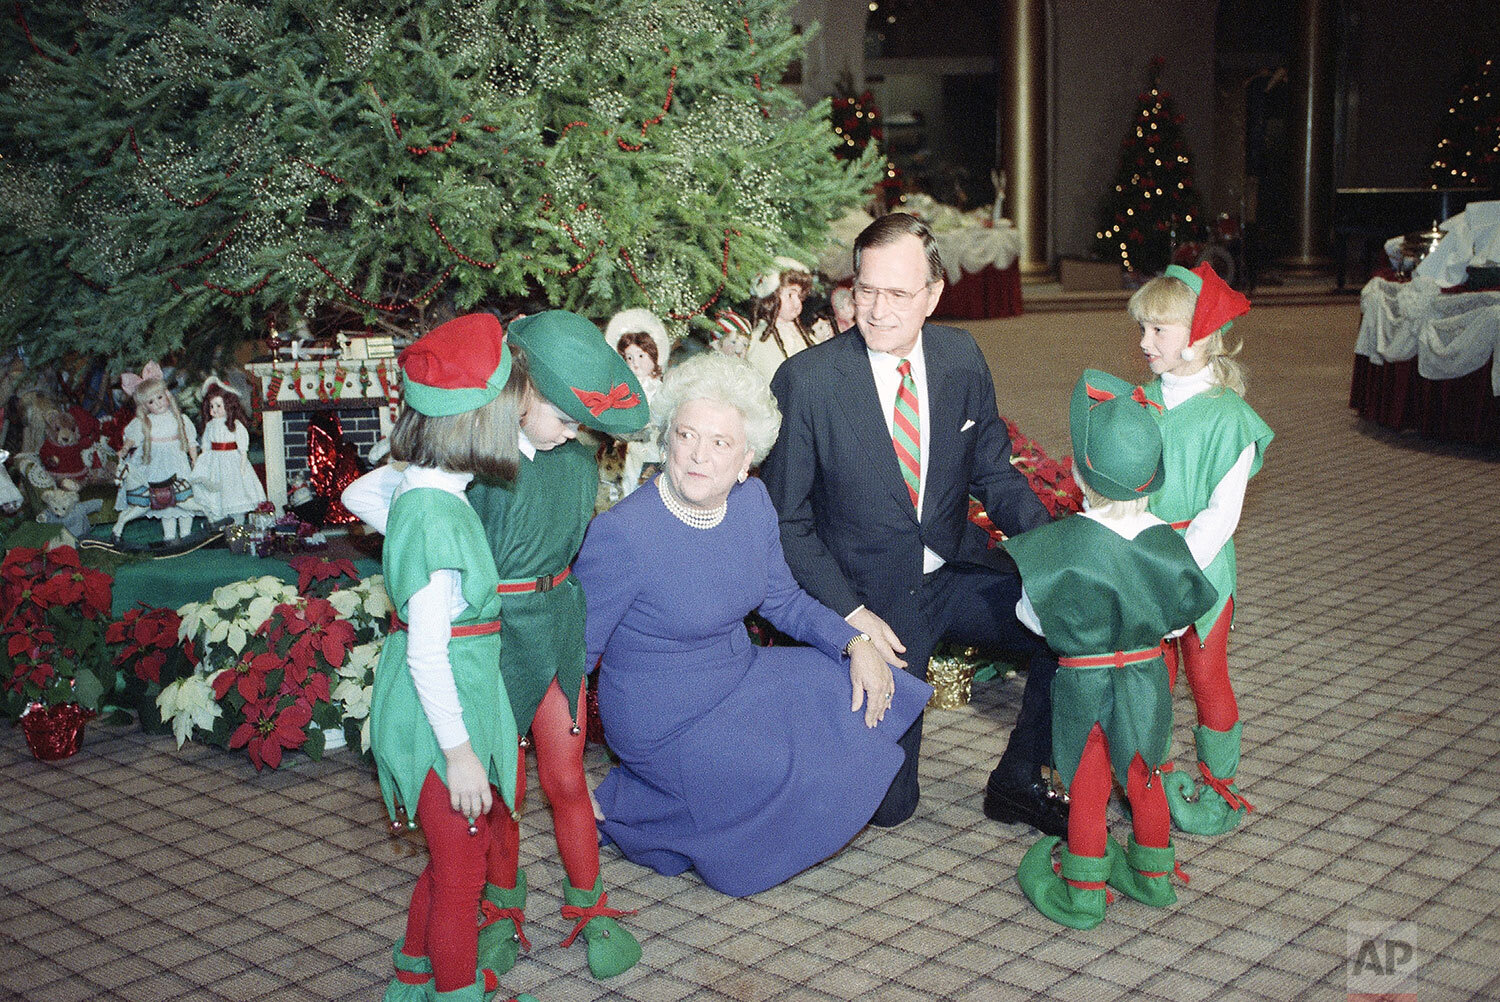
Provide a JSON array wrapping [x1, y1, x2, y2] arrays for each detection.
[[852, 282, 933, 310]]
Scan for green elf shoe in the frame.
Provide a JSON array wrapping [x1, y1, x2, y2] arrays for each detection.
[[560, 876, 641, 979], [383, 940, 433, 1002], [477, 870, 529, 976], [1165, 722, 1254, 835], [431, 975, 531, 1002], [1016, 836, 1112, 930], [1107, 836, 1178, 908], [433, 967, 539, 1002]]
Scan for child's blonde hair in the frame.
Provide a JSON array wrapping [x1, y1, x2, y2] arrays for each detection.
[[1128, 273, 1248, 396], [1076, 468, 1152, 519], [132, 377, 192, 465], [389, 345, 529, 481]]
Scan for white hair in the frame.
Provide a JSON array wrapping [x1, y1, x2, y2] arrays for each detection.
[[653, 353, 782, 462]]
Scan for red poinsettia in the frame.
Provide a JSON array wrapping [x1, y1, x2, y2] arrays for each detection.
[[287, 555, 360, 596], [214, 648, 284, 703], [1, 545, 114, 719], [271, 598, 356, 672], [230, 696, 314, 770], [107, 606, 188, 683]]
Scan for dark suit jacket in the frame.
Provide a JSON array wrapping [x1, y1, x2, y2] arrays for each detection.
[[762, 323, 1049, 628]]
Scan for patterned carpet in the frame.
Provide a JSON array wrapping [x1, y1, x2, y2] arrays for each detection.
[[3, 300, 1498, 1002]]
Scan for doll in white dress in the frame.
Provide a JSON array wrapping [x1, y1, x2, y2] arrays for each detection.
[[191, 377, 266, 524], [605, 308, 670, 496], [745, 258, 833, 385], [112, 362, 200, 541]]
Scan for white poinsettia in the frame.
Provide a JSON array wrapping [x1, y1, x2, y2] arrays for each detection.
[[339, 640, 383, 679], [327, 588, 360, 619], [177, 600, 221, 641], [157, 675, 222, 748], [332, 678, 372, 720], [361, 577, 393, 618], [242, 593, 281, 632]]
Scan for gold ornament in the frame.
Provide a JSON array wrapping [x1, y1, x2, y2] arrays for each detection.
[[927, 646, 979, 710]]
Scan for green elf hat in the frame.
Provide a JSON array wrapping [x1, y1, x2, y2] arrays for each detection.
[[400, 313, 512, 417], [1069, 369, 1167, 501], [506, 310, 650, 435], [1165, 262, 1250, 346]]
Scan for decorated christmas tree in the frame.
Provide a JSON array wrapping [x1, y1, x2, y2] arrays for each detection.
[[1092, 56, 1206, 276], [0, 0, 879, 373], [1427, 54, 1498, 189]]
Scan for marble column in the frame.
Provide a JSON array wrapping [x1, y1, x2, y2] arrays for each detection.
[[1280, 0, 1336, 275], [1000, 0, 1049, 276]]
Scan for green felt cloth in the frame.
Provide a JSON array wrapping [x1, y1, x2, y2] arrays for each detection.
[[109, 548, 380, 617]]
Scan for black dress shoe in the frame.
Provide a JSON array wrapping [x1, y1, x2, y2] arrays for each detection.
[[983, 778, 1068, 837]]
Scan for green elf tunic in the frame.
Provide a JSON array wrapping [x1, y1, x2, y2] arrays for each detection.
[[1142, 382, 1273, 637], [469, 438, 597, 734], [1006, 516, 1217, 786], [372, 486, 518, 822]]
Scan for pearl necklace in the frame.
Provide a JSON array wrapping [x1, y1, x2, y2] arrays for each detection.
[[657, 474, 727, 530]]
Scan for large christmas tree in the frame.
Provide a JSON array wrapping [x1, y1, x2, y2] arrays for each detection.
[[1092, 56, 1206, 277], [1427, 54, 1498, 189], [0, 0, 878, 373]]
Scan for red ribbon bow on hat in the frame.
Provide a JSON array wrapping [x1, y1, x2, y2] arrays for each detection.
[[573, 382, 640, 417], [1131, 385, 1163, 411]]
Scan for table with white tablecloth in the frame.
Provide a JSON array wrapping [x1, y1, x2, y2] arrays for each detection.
[[1350, 276, 1500, 445]]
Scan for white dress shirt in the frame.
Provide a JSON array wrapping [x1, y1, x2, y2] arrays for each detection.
[[866, 334, 944, 574]]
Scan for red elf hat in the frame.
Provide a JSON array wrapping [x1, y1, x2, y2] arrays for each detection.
[[1164, 262, 1250, 346], [399, 313, 513, 417]]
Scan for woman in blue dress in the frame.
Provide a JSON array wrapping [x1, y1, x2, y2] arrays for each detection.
[[573, 353, 931, 897]]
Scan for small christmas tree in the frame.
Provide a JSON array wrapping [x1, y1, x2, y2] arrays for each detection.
[[1427, 54, 1498, 189], [1092, 56, 1206, 276], [0, 0, 879, 373]]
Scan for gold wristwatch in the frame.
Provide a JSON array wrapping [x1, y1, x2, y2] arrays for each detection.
[[842, 632, 873, 658]]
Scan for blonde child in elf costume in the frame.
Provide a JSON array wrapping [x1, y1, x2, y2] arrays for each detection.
[[1132, 263, 1274, 835], [365, 314, 535, 1002], [346, 311, 648, 984], [1011, 370, 1217, 929]]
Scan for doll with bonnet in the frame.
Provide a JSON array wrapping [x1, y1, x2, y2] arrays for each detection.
[[604, 308, 671, 495], [190, 376, 267, 524], [744, 257, 833, 384], [112, 362, 201, 542]]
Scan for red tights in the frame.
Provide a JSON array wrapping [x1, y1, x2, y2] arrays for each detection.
[[1065, 724, 1170, 872], [489, 677, 600, 893], [1163, 599, 1239, 731], [402, 769, 507, 992]]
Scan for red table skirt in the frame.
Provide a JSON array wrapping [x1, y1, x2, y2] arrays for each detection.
[[935, 263, 1023, 319], [1349, 354, 1499, 446]]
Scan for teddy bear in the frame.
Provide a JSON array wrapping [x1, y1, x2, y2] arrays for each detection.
[[37, 480, 104, 541], [39, 406, 115, 485]]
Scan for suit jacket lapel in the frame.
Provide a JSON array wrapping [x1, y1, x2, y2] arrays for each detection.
[[834, 333, 920, 523]]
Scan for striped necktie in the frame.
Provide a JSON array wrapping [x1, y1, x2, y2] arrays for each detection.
[[893, 359, 920, 509]]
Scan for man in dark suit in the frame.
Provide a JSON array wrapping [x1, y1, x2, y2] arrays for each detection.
[[761, 213, 1066, 833]]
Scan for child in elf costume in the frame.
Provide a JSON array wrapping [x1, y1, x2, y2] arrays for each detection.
[[1011, 370, 1217, 929], [346, 311, 648, 984], [365, 313, 534, 1002], [1131, 263, 1274, 835]]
